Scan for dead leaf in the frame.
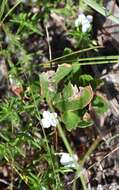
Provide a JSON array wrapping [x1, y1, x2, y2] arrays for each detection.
[[11, 85, 23, 96]]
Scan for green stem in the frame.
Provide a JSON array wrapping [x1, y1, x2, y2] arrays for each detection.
[[41, 46, 102, 67], [1, 0, 21, 24], [43, 58, 119, 68], [48, 100, 88, 190], [57, 124, 88, 190], [29, 85, 60, 188], [80, 137, 101, 166]]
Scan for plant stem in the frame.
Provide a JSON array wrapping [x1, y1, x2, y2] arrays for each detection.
[[1, 0, 21, 24], [56, 122, 88, 190], [48, 100, 88, 190], [41, 46, 102, 68], [81, 137, 101, 166]]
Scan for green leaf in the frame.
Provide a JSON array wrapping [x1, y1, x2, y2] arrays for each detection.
[[40, 73, 49, 99], [63, 48, 72, 55], [40, 73, 57, 102], [92, 95, 109, 114], [62, 111, 80, 131], [79, 74, 93, 86], [91, 79, 103, 90], [52, 64, 72, 84], [72, 63, 81, 74], [54, 86, 93, 111], [78, 120, 93, 128], [0, 0, 7, 21], [11, 13, 42, 35], [62, 111, 93, 131], [63, 82, 73, 99]]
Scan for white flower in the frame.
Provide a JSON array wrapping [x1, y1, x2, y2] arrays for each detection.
[[21, 0, 37, 3], [75, 13, 93, 33], [41, 186, 47, 190], [41, 111, 58, 128], [5, 35, 9, 44], [60, 153, 78, 168], [21, 0, 27, 3]]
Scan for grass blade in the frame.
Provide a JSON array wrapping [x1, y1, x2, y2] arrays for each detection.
[[83, 0, 119, 24]]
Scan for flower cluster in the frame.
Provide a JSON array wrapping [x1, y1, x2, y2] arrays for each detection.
[[41, 110, 58, 128], [75, 13, 93, 33], [60, 153, 78, 168]]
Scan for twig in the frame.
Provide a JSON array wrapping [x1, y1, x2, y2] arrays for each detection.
[[88, 146, 119, 170], [45, 24, 52, 65]]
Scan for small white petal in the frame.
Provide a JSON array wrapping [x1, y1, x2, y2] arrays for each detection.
[[52, 112, 57, 118], [75, 13, 87, 27], [49, 113, 58, 127], [41, 118, 51, 128], [41, 186, 47, 190], [60, 153, 78, 168], [75, 18, 80, 27], [75, 13, 92, 32], [66, 163, 76, 168], [42, 111, 58, 128], [78, 13, 87, 25], [82, 21, 91, 32], [43, 111, 51, 118], [5, 36, 9, 43], [87, 15, 93, 23]]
